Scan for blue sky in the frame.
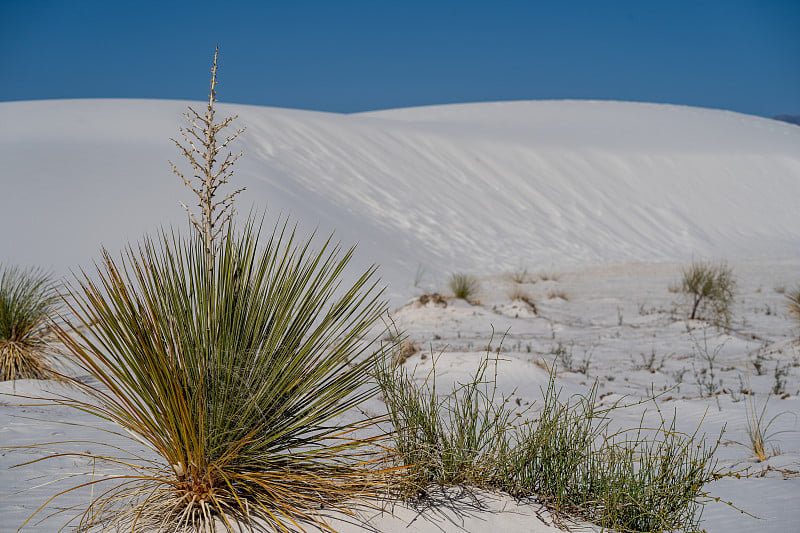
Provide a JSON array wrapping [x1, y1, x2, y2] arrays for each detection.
[[2, 1, 798, 117]]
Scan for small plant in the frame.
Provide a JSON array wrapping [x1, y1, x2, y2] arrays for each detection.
[[546, 289, 569, 301], [448, 272, 480, 300], [691, 331, 725, 397], [550, 342, 591, 375], [375, 348, 515, 496], [631, 348, 666, 374], [743, 393, 796, 462], [377, 349, 729, 532], [507, 384, 724, 532], [773, 361, 791, 395], [508, 287, 536, 313], [0, 265, 61, 381], [509, 267, 530, 284], [395, 341, 418, 365], [750, 346, 768, 376], [678, 260, 736, 327], [538, 271, 561, 282], [786, 286, 800, 325]]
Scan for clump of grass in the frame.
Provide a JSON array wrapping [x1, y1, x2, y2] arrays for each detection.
[[395, 341, 418, 365], [508, 267, 530, 284], [743, 393, 795, 462], [448, 272, 480, 300], [28, 219, 394, 532], [507, 381, 723, 532], [377, 347, 727, 532], [549, 342, 591, 375], [786, 286, 800, 325], [678, 260, 736, 327], [0, 265, 61, 381], [375, 349, 515, 497], [546, 289, 569, 301], [538, 272, 561, 282], [508, 287, 536, 313]]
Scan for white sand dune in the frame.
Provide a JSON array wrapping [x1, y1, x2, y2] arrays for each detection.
[[1, 99, 799, 532], [1, 98, 798, 300]]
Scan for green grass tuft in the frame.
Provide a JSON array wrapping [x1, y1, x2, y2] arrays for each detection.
[[0, 265, 61, 381], [377, 345, 727, 533], [448, 273, 480, 300], [786, 286, 800, 326]]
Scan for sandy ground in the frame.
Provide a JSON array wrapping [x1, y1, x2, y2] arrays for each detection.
[[2, 257, 799, 532]]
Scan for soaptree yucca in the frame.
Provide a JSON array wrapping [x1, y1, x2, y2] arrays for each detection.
[[22, 47, 394, 532], [43, 219, 392, 532], [0, 265, 61, 381]]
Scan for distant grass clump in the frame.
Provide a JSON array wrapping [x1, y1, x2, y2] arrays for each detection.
[[786, 286, 800, 327], [508, 287, 536, 313], [678, 261, 736, 327], [448, 272, 480, 300], [508, 267, 530, 284], [377, 348, 726, 533], [546, 289, 569, 301], [0, 265, 61, 381]]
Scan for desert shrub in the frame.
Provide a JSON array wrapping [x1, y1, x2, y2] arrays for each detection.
[[678, 261, 736, 326], [40, 219, 392, 532], [0, 265, 61, 381], [786, 286, 800, 325], [448, 272, 480, 300], [378, 349, 727, 532]]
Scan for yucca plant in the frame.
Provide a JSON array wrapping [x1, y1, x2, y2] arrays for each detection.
[[0, 265, 61, 381], [25, 219, 393, 532], [13, 46, 396, 531]]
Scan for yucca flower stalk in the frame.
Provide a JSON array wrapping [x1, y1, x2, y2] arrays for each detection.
[[28, 218, 393, 532], [0, 265, 62, 381]]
